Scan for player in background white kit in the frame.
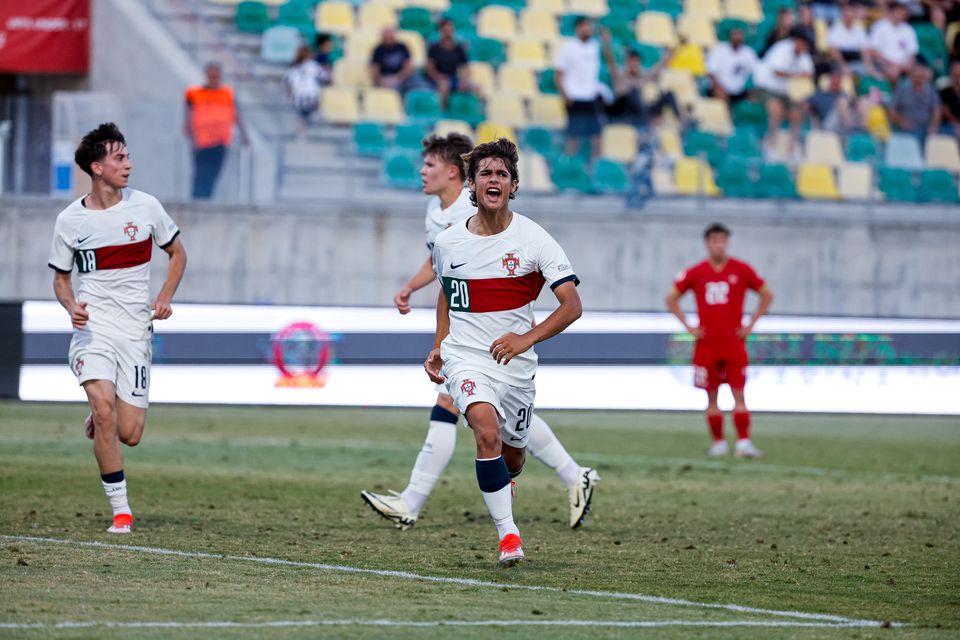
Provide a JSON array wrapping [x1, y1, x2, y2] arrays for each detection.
[[424, 137, 583, 566], [362, 134, 599, 531], [47, 123, 187, 533]]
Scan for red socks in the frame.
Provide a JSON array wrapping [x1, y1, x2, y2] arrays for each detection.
[[707, 413, 724, 441], [733, 410, 751, 440]]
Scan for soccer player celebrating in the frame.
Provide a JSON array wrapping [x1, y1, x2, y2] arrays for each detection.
[[423, 138, 582, 566], [47, 123, 187, 533], [362, 134, 599, 531], [666, 223, 773, 458]]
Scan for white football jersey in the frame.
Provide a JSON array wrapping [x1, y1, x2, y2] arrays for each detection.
[[48, 189, 180, 341], [424, 187, 474, 250], [432, 212, 579, 386]]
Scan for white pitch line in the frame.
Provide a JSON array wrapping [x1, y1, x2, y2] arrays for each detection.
[[2, 535, 902, 627], [0, 619, 892, 630]]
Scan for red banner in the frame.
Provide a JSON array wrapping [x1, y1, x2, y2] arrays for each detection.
[[0, 0, 89, 73]]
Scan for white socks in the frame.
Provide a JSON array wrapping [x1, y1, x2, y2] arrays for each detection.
[[482, 483, 519, 540], [526, 414, 582, 488], [400, 420, 457, 516], [101, 479, 131, 518]]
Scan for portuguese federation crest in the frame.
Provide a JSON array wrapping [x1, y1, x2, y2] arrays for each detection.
[[502, 252, 520, 276]]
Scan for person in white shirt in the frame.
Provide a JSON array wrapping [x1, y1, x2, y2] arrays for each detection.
[[827, 5, 875, 77], [866, 4, 917, 82], [555, 17, 603, 157], [706, 28, 758, 104], [753, 30, 815, 158], [282, 45, 323, 136], [424, 137, 582, 566], [362, 133, 600, 533], [48, 123, 187, 534]]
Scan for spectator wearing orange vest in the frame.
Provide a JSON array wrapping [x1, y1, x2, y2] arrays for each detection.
[[184, 63, 247, 199]]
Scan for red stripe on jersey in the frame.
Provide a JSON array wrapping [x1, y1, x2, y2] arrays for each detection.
[[468, 271, 546, 313], [95, 238, 153, 270]]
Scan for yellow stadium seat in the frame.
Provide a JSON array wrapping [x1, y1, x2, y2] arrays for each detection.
[[476, 121, 517, 143], [692, 98, 732, 136], [498, 65, 538, 98], [485, 93, 528, 127], [529, 94, 567, 128], [520, 9, 561, 45], [658, 126, 683, 158], [332, 59, 372, 87], [637, 12, 677, 47], [838, 162, 873, 200], [814, 18, 828, 52], [468, 62, 496, 97], [601, 124, 639, 163], [342, 29, 380, 64], [686, 0, 722, 20], [804, 130, 844, 167], [675, 157, 720, 195], [407, 0, 449, 9], [817, 73, 855, 95], [659, 69, 698, 107], [786, 77, 816, 102], [361, 87, 406, 124], [359, 4, 398, 30], [652, 166, 676, 195], [527, 0, 566, 15], [797, 163, 840, 199], [568, 0, 609, 17], [866, 105, 890, 141], [678, 14, 717, 48], [924, 134, 960, 173], [396, 30, 427, 66], [322, 88, 360, 124], [518, 150, 556, 192], [723, 0, 761, 22], [316, 2, 355, 36], [435, 119, 475, 139], [508, 38, 548, 70], [477, 6, 517, 42], [668, 42, 707, 75]]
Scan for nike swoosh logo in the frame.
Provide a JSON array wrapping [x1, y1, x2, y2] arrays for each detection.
[[509, 436, 523, 441], [132, 392, 145, 397], [451, 262, 467, 269], [78, 235, 93, 244]]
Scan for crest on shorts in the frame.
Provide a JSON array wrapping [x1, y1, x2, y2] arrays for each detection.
[[73, 356, 84, 376], [123, 221, 139, 241], [460, 379, 477, 397], [502, 252, 520, 276]]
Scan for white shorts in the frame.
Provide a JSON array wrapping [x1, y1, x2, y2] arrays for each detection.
[[445, 371, 536, 448], [68, 331, 152, 409]]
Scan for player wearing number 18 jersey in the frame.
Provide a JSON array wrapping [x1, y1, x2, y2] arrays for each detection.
[[424, 138, 582, 566], [666, 223, 773, 459], [48, 123, 187, 533]]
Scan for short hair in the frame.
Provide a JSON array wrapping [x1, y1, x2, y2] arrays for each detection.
[[461, 137, 520, 207], [574, 15, 590, 27], [74, 122, 126, 177], [437, 17, 453, 28], [421, 132, 473, 181], [315, 33, 332, 47], [703, 222, 731, 239]]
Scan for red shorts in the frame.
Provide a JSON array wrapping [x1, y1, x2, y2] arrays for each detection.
[[692, 340, 748, 390]]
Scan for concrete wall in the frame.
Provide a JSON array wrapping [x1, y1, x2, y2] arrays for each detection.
[[3, 195, 958, 317]]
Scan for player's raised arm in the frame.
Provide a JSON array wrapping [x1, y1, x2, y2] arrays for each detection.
[[424, 289, 450, 383], [737, 284, 774, 339], [491, 281, 582, 365], [395, 255, 436, 314], [152, 238, 187, 321], [666, 287, 703, 338]]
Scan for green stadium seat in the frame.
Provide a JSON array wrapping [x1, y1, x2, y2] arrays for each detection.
[[846, 133, 880, 163], [684, 129, 724, 167], [856, 75, 892, 98], [918, 169, 959, 203], [443, 5, 477, 37], [394, 122, 430, 150], [551, 154, 593, 192], [261, 25, 302, 63], [716, 157, 756, 198], [647, 0, 683, 18], [354, 122, 389, 156], [592, 159, 629, 193], [468, 36, 506, 66], [599, 12, 636, 43], [914, 22, 948, 74], [750, 16, 776, 51], [404, 89, 443, 125], [489, 0, 526, 10], [522, 126, 557, 158], [236, 1, 270, 34], [732, 99, 767, 131], [634, 42, 663, 69], [446, 92, 486, 126], [278, 1, 316, 39], [608, 0, 643, 12], [756, 163, 796, 198], [762, 0, 795, 15], [726, 127, 762, 161], [538, 68, 558, 94], [560, 14, 579, 38], [716, 18, 750, 41], [383, 150, 423, 190], [399, 7, 435, 38], [877, 166, 917, 202]]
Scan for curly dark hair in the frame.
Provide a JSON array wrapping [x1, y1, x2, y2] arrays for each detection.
[[74, 122, 126, 177], [461, 137, 519, 207], [421, 132, 473, 182]]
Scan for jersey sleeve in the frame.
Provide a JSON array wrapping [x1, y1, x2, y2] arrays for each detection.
[[47, 214, 74, 273], [673, 268, 694, 293], [537, 231, 579, 290], [742, 262, 765, 291], [150, 198, 181, 249]]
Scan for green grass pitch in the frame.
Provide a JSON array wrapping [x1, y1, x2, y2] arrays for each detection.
[[0, 401, 958, 639]]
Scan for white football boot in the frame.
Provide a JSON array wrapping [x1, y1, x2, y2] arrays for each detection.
[[707, 440, 730, 457], [360, 490, 417, 530], [568, 467, 601, 529], [735, 439, 764, 459]]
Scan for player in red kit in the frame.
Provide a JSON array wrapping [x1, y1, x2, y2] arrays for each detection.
[[666, 223, 774, 458]]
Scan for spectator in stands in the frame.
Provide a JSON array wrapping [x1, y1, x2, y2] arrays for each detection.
[[601, 29, 680, 126], [889, 64, 941, 143], [827, 5, 875, 77], [555, 17, 604, 157], [810, 0, 842, 23], [805, 67, 859, 132], [184, 62, 248, 200], [706, 27, 758, 104], [313, 34, 335, 86], [866, 4, 917, 82], [370, 27, 421, 94], [761, 9, 796, 56], [753, 29, 815, 159], [283, 45, 323, 137], [426, 18, 473, 108], [939, 60, 960, 138]]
